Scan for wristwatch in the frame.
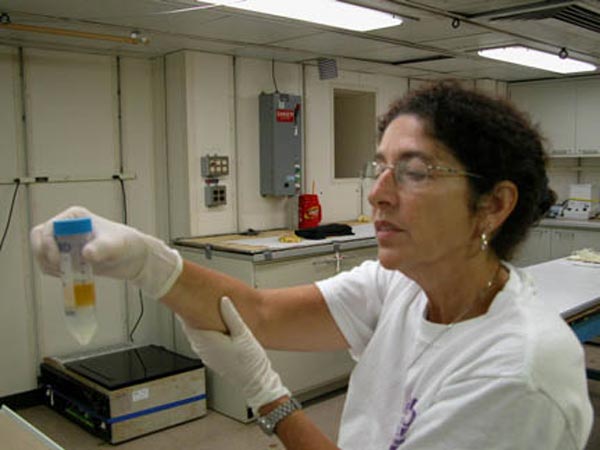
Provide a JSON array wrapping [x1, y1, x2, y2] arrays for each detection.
[[256, 397, 302, 435]]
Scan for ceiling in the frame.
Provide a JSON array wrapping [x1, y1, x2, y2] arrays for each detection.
[[1, 0, 599, 82]]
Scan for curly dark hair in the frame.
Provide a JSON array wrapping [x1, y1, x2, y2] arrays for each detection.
[[378, 80, 556, 260]]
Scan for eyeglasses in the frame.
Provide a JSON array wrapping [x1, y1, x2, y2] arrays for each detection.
[[368, 157, 482, 189]]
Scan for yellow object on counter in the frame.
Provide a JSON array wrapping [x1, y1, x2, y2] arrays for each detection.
[[278, 234, 303, 244], [357, 215, 371, 223]]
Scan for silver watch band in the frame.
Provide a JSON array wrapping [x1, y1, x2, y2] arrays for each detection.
[[257, 397, 302, 435]]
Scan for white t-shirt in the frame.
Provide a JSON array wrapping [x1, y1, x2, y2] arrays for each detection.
[[316, 260, 593, 450]]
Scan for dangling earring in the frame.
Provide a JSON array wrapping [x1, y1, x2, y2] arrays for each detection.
[[480, 232, 489, 252]]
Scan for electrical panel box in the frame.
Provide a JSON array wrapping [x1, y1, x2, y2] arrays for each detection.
[[201, 155, 229, 178], [259, 92, 302, 196], [205, 185, 227, 207]]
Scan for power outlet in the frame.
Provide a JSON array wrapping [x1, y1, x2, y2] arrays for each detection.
[[205, 185, 227, 207]]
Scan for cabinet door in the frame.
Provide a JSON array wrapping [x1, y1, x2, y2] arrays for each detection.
[[512, 228, 552, 267], [550, 229, 576, 259], [254, 246, 377, 288], [576, 80, 600, 155], [253, 247, 376, 399], [571, 229, 600, 252], [510, 83, 576, 156]]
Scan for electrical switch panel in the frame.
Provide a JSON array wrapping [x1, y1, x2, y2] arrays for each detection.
[[205, 185, 227, 207], [259, 92, 302, 196], [201, 155, 230, 178]]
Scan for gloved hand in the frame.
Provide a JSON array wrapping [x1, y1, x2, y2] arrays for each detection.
[[178, 297, 290, 414], [30, 206, 183, 299]]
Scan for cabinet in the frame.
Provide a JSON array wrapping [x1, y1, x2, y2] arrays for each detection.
[[173, 231, 377, 422], [510, 79, 600, 157], [512, 228, 552, 267], [512, 225, 600, 267], [575, 80, 600, 155]]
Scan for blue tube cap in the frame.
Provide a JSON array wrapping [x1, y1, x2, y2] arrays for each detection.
[[53, 217, 93, 236]]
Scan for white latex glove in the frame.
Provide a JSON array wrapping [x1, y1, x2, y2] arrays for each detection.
[[30, 206, 183, 299], [178, 297, 290, 414]]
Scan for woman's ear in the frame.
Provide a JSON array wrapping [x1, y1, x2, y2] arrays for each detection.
[[478, 180, 519, 234]]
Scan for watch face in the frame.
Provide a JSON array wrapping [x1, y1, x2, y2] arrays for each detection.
[[258, 416, 275, 435]]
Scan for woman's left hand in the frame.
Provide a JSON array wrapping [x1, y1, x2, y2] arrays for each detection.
[[178, 296, 290, 413]]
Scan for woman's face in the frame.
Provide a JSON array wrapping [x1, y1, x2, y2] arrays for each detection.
[[368, 114, 480, 272]]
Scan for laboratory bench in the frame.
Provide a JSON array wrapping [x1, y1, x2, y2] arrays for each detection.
[[526, 257, 600, 380]]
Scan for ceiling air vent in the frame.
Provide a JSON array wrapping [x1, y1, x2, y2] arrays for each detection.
[[490, 4, 600, 34]]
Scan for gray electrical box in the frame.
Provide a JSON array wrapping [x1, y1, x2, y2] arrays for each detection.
[[201, 155, 229, 178], [259, 92, 302, 196], [205, 185, 227, 207]]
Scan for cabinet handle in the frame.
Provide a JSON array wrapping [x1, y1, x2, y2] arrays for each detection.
[[312, 258, 338, 267], [312, 254, 358, 273]]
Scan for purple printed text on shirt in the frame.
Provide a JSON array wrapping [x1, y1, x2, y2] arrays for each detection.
[[389, 397, 418, 450]]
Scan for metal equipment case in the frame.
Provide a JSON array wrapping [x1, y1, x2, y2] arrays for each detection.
[[259, 92, 302, 196], [40, 345, 206, 443]]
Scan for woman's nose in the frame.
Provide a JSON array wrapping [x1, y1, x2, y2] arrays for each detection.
[[368, 168, 397, 208]]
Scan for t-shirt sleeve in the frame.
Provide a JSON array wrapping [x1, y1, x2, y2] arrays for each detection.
[[316, 260, 389, 359], [397, 377, 581, 450]]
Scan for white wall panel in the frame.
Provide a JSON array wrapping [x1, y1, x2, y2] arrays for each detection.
[[24, 49, 127, 357], [186, 52, 237, 236], [305, 67, 408, 223], [166, 51, 237, 237], [119, 57, 165, 344], [0, 45, 39, 396], [165, 52, 190, 239], [24, 49, 119, 176], [235, 58, 302, 231]]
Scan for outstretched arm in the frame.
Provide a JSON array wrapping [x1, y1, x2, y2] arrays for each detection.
[[31, 206, 348, 351]]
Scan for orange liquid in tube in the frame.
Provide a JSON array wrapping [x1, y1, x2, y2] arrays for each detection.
[[73, 283, 96, 307]]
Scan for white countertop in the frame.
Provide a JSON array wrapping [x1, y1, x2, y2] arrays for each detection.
[[525, 258, 600, 319], [539, 218, 600, 230]]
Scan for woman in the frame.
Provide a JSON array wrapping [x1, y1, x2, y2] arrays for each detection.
[[31, 81, 592, 449]]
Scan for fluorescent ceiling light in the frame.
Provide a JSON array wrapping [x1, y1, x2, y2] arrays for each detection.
[[199, 0, 402, 31], [478, 46, 597, 74]]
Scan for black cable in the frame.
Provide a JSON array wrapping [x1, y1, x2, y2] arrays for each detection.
[[115, 175, 143, 342], [118, 177, 128, 225], [129, 289, 145, 343], [272, 58, 279, 93], [0, 180, 21, 252]]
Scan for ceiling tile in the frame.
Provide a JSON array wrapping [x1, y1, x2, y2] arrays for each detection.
[[357, 46, 441, 63], [421, 32, 515, 51], [272, 32, 402, 59], [403, 56, 497, 72], [413, 0, 539, 16], [232, 45, 319, 63]]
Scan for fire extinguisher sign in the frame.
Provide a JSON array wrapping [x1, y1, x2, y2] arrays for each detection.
[[276, 109, 295, 122]]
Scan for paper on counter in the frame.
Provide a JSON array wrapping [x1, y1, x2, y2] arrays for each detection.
[[567, 248, 600, 264], [226, 223, 375, 250]]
